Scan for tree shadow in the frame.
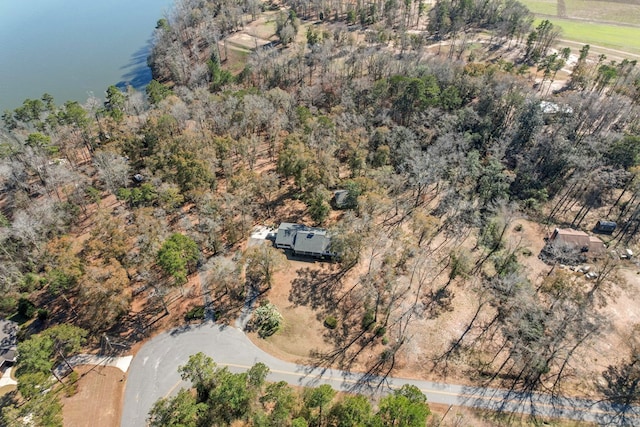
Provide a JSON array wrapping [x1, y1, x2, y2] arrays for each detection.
[[595, 403, 640, 426], [115, 39, 155, 91], [292, 355, 394, 397], [595, 361, 640, 426], [423, 285, 455, 319], [107, 287, 186, 346], [288, 266, 342, 311], [289, 265, 391, 372], [208, 290, 245, 325], [347, 341, 405, 394], [431, 296, 490, 377], [0, 390, 18, 413], [458, 384, 593, 424]]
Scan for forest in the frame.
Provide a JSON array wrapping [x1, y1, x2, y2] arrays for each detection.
[[1, 0, 640, 425]]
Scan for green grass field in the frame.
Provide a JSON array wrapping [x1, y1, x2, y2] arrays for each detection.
[[565, 0, 640, 24], [520, 0, 640, 25], [534, 17, 640, 55], [519, 0, 558, 15], [520, 0, 640, 55]]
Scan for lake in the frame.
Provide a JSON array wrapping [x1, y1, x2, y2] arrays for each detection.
[[0, 0, 174, 112]]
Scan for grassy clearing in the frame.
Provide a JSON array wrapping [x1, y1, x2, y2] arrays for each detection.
[[252, 19, 276, 40], [565, 0, 640, 24], [519, 0, 558, 15], [521, 0, 640, 25], [534, 17, 640, 55], [224, 46, 250, 74]]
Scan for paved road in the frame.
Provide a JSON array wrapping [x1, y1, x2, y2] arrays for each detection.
[[121, 322, 639, 427]]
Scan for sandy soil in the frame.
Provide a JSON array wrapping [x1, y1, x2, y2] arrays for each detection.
[[62, 366, 125, 427], [248, 258, 335, 362]]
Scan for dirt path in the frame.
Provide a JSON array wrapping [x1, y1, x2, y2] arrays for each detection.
[[62, 366, 125, 427], [536, 12, 640, 29], [558, 38, 640, 60]]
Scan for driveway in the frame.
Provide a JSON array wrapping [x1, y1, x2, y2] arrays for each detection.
[[121, 322, 640, 426], [0, 367, 16, 388], [53, 354, 133, 377]]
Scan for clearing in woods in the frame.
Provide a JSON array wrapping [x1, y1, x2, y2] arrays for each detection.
[[247, 217, 640, 401]]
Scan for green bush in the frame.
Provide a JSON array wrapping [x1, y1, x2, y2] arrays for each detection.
[[46, 269, 77, 295], [185, 306, 205, 321], [324, 316, 337, 329], [37, 309, 49, 322], [20, 273, 45, 293], [0, 295, 17, 317], [117, 183, 157, 207], [362, 309, 375, 331], [254, 302, 283, 338], [17, 297, 36, 318], [375, 326, 386, 337]]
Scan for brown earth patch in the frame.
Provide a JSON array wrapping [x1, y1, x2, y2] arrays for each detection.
[[248, 258, 334, 362], [62, 365, 125, 427]]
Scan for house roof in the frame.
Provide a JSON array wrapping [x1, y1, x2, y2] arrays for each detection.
[[588, 236, 606, 253], [0, 349, 16, 366], [0, 319, 17, 367], [293, 229, 331, 254], [275, 223, 332, 255], [275, 223, 306, 247], [551, 228, 605, 253]]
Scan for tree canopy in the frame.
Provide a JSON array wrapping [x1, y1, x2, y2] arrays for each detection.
[[157, 233, 199, 285], [149, 354, 430, 426]]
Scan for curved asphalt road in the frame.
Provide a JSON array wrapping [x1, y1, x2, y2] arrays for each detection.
[[121, 322, 639, 426]]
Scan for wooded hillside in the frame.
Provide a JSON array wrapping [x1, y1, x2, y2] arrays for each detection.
[[2, 0, 640, 425]]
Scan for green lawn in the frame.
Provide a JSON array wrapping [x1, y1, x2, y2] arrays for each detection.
[[521, 0, 640, 25], [565, 0, 640, 25], [534, 17, 640, 55], [521, 0, 640, 54], [519, 0, 558, 15]]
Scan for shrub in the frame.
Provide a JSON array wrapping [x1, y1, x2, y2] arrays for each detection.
[[324, 316, 337, 329], [254, 302, 283, 338], [362, 309, 375, 331], [65, 370, 79, 397], [0, 295, 17, 317], [46, 269, 77, 295], [375, 326, 386, 337], [17, 297, 36, 318], [185, 306, 205, 321], [514, 224, 523, 232], [37, 309, 49, 322], [20, 273, 45, 293]]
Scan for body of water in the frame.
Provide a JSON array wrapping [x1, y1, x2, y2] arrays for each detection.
[[0, 0, 174, 112]]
